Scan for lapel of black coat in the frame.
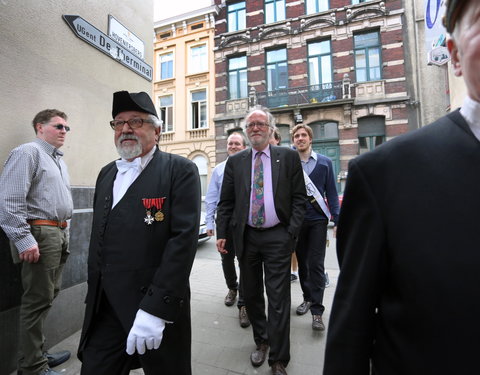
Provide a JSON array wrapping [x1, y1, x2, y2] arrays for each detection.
[[99, 163, 118, 216], [241, 148, 252, 194], [270, 145, 280, 198]]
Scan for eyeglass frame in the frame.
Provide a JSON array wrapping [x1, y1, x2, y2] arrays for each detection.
[[109, 118, 154, 131], [246, 121, 270, 130]]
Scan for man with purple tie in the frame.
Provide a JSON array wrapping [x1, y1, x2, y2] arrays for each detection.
[[216, 107, 306, 375]]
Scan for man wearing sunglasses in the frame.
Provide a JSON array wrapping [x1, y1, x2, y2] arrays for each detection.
[[78, 91, 201, 375], [0, 109, 74, 375]]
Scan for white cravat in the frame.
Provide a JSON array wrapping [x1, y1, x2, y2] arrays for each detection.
[[112, 147, 156, 208]]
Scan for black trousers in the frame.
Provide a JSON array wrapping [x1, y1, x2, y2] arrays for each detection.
[[221, 227, 245, 307], [80, 291, 192, 375], [295, 219, 328, 315], [241, 224, 292, 367]]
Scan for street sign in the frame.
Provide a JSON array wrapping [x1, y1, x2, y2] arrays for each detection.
[[108, 15, 145, 60], [63, 15, 152, 81]]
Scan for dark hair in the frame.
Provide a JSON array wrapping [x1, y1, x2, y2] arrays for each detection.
[[32, 109, 68, 134]]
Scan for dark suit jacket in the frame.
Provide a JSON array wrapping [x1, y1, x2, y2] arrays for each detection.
[[216, 145, 306, 258], [78, 148, 200, 363], [324, 110, 480, 374]]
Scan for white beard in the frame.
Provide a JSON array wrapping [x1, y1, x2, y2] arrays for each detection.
[[116, 135, 142, 160]]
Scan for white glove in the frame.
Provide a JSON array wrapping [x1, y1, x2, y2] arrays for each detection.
[[126, 309, 166, 355]]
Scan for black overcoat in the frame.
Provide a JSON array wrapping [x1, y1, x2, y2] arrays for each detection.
[[324, 110, 480, 374], [78, 148, 200, 373]]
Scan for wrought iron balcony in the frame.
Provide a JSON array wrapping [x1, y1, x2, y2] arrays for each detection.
[[252, 79, 353, 109]]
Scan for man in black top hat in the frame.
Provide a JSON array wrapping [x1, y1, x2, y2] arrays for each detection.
[[78, 91, 201, 375], [324, 1, 480, 374]]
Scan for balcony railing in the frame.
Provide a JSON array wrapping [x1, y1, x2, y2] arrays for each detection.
[[253, 79, 352, 109]]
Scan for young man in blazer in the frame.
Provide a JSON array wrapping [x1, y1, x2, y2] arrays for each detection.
[[291, 124, 339, 331], [324, 1, 480, 374], [78, 91, 201, 375], [216, 107, 306, 375]]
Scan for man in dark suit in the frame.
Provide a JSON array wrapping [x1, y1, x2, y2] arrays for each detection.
[[78, 91, 200, 375], [216, 107, 306, 375], [324, 1, 480, 374]]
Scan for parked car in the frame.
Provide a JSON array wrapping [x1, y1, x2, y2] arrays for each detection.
[[198, 210, 210, 244]]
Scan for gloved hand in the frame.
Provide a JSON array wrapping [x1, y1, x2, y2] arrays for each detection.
[[126, 309, 166, 355]]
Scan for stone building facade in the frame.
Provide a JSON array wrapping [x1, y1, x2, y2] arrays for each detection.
[[213, 0, 411, 193], [153, 5, 219, 195]]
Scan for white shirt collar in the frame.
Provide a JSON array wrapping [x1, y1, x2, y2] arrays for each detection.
[[460, 96, 480, 141]]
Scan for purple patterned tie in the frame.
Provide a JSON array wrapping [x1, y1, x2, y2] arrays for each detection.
[[251, 152, 265, 227]]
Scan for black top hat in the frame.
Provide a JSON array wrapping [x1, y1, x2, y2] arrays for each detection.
[[112, 91, 158, 118], [443, 0, 468, 34]]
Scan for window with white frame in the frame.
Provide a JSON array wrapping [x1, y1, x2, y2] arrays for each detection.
[[352, 0, 369, 4], [191, 90, 207, 129], [189, 44, 207, 74], [159, 95, 173, 133], [159, 52, 173, 80], [306, 0, 329, 14]]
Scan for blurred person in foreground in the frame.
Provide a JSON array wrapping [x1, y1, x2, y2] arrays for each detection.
[[324, 1, 480, 374], [78, 91, 200, 375]]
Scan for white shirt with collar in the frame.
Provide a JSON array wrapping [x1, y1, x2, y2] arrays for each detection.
[[459, 95, 480, 141], [112, 146, 156, 208]]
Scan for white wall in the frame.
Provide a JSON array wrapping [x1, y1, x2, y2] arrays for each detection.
[[0, 0, 154, 185]]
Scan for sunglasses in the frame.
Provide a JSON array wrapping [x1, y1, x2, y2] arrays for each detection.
[[50, 124, 71, 132]]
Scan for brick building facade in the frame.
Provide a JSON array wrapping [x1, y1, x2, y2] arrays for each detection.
[[213, 0, 411, 193]]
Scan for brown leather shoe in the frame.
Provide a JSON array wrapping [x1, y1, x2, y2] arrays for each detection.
[[271, 361, 288, 375], [296, 300, 311, 315], [224, 289, 237, 306], [250, 343, 269, 367], [312, 314, 325, 331], [239, 306, 250, 328]]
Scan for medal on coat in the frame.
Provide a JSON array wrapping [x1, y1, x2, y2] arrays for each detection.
[[144, 210, 154, 225], [154, 197, 166, 221], [142, 197, 166, 224], [143, 198, 155, 225]]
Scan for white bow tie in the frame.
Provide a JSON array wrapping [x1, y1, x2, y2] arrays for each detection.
[[116, 158, 142, 174]]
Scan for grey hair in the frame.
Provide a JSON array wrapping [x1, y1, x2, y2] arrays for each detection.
[[148, 114, 163, 129], [244, 106, 276, 128]]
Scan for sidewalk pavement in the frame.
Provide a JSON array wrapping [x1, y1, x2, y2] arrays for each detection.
[[13, 233, 339, 375]]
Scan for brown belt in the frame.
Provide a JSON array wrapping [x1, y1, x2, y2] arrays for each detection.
[[27, 219, 68, 229]]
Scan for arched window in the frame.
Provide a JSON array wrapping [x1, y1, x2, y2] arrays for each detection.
[[357, 116, 385, 154], [192, 155, 208, 197]]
